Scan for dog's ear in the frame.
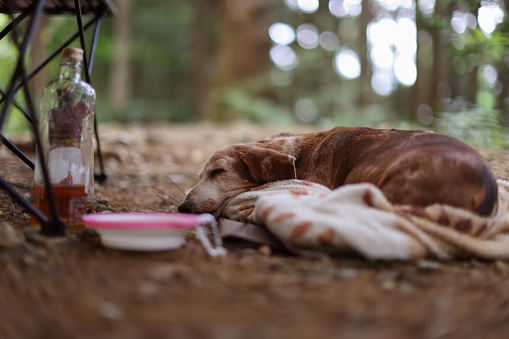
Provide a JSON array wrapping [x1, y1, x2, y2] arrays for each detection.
[[240, 148, 296, 183]]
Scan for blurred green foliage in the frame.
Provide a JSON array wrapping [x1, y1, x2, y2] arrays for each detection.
[[1, 1, 509, 149], [437, 108, 509, 148], [0, 15, 29, 133], [220, 87, 294, 125]]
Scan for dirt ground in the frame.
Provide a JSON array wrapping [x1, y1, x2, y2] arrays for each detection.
[[2, 122, 509, 339]]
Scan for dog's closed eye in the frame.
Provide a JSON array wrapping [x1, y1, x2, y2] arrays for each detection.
[[210, 168, 226, 178]]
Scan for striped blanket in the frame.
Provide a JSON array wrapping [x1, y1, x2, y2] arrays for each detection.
[[220, 179, 509, 260]]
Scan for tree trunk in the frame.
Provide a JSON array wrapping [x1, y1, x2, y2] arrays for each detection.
[[211, 0, 276, 121], [412, 1, 429, 121], [497, 66, 509, 111], [496, 1, 509, 114], [468, 65, 479, 105], [193, 0, 216, 120], [109, 0, 132, 122], [431, 1, 453, 117], [30, 15, 47, 108], [357, 0, 372, 107]]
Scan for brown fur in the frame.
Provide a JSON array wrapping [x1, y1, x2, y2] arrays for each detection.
[[178, 127, 498, 217]]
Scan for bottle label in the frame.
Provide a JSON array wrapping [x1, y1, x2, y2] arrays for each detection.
[[48, 146, 89, 190], [48, 99, 90, 145]]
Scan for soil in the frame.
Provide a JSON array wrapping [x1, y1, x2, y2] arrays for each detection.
[[1, 122, 509, 339]]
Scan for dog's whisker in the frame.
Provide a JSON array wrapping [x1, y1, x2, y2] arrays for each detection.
[[155, 193, 177, 206], [154, 192, 182, 206], [166, 176, 187, 198], [151, 187, 183, 205]]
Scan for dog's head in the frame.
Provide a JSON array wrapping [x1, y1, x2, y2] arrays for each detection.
[[178, 144, 296, 216]]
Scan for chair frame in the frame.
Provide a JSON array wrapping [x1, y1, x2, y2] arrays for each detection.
[[0, 0, 117, 235]]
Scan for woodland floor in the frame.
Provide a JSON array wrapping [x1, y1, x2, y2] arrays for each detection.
[[1, 122, 509, 339]]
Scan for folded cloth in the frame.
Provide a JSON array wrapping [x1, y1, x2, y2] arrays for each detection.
[[218, 218, 284, 249], [222, 180, 330, 223], [221, 179, 509, 260]]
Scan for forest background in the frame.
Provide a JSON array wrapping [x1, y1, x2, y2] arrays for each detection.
[[1, 0, 509, 148]]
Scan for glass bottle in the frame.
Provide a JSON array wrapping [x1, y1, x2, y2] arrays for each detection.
[[31, 47, 95, 231]]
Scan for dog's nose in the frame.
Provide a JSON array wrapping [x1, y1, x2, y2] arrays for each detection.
[[178, 200, 193, 214]]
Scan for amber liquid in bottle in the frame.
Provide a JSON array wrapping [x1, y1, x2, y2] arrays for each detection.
[[31, 184, 89, 231]]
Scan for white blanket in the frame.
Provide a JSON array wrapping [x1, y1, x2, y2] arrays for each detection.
[[221, 179, 509, 260]]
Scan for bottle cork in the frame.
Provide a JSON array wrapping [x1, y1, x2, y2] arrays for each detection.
[[62, 48, 84, 61]]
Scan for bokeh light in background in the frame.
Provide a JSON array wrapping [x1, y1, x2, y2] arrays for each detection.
[[394, 54, 417, 86], [329, 0, 362, 17], [450, 11, 477, 34], [319, 31, 340, 51], [367, 17, 398, 47], [478, 3, 504, 35], [483, 64, 498, 88], [269, 0, 507, 122], [285, 0, 320, 13], [418, 0, 435, 15], [295, 98, 319, 122], [367, 11, 417, 95], [371, 70, 396, 96], [370, 45, 393, 69], [416, 104, 434, 125], [297, 24, 320, 49], [269, 45, 298, 71], [334, 49, 361, 79], [268, 23, 295, 45]]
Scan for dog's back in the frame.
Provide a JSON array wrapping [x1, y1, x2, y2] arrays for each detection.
[[275, 127, 498, 216]]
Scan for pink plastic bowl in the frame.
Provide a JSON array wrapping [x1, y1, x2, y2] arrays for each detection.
[[82, 213, 209, 251], [82, 213, 207, 229]]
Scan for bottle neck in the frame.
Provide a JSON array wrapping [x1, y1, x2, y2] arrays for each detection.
[[59, 58, 83, 81]]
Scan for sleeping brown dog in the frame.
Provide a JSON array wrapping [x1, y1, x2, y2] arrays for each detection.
[[178, 127, 498, 217]]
